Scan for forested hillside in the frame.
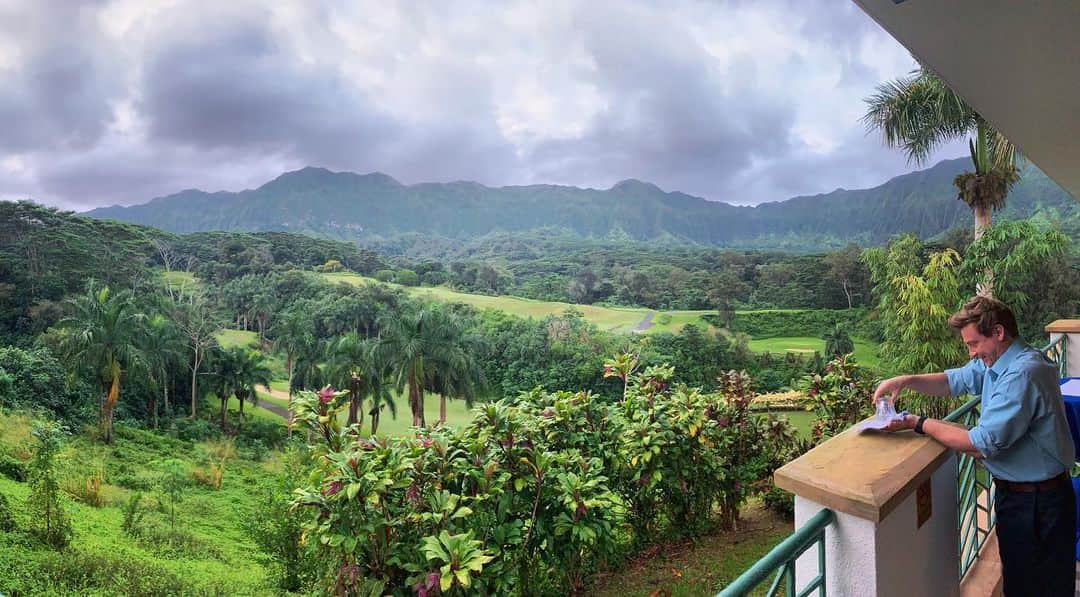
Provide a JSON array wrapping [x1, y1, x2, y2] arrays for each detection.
[[84, 158, 1079, 250]]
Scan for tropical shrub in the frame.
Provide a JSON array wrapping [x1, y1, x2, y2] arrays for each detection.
[[292, 353, 797, 595], [801, 354, 874, 442], [245, 444, 321, 592], [0, 454, 26, 481], [26, 420, 73, 549], [0, 492, 15, 532]]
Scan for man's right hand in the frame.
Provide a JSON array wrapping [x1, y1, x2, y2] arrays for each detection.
[[873, 375, 908, 404]]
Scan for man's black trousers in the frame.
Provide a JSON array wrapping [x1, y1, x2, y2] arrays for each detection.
[[994, 481, 1076, 596]]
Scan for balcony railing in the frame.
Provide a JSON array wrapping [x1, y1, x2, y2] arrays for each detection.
[[942, 396, 994, 579], [719, 338, 1067, 596], [716, 508, 834, 597], [1044, 334, 1068, 377]]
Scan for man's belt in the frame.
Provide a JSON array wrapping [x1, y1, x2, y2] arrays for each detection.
[[993, 471, 1070, 493]]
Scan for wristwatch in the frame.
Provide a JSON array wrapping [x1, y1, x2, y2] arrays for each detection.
[[914, 416, 928, 435]]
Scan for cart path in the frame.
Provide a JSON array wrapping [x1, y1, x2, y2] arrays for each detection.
[[255, 385, 290, 419], [631, 312, 655, 332]]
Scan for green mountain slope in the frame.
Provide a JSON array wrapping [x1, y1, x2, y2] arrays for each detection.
[[85, 158, 1079, 250]]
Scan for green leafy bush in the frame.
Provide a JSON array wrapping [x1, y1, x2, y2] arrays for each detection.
[[0, 492, 15, 532], [0, 454, 26, 481], [26, 420, 73, 549], [801, 354, 874, 442], [290, 353, 797, 595], [730, 308, 869, 339]]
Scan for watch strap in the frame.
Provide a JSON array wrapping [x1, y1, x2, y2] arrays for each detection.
[[914, 415, 928, 435]]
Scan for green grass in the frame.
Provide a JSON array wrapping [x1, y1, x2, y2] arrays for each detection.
[[160, 269, 199, 287], [256, 388, 474, 438], [322, 272, 717, 335], [0, 411, 277, 596], [760, 409, 815, 439], [587, 501, 791, 596], [747, 336, 881, 368], [214, 329, 258, 349], [206, 393, 286, 424]]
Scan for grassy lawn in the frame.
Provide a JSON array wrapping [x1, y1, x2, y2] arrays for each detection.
[[159, 269, 199, 288], [323, 272, 719, 335], [206, 393, 285, 424], [256, 388, 474, 438], [588, 501, 791, 596], [214, 329, 259, 349], [747, 336, 880, 369], [760, 409, 815, 439]]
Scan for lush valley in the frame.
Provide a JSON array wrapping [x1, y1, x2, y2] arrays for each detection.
[[1, 193, 1077, 595]]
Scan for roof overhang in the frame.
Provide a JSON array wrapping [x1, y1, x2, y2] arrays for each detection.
[[853, 0, 1080, 201]]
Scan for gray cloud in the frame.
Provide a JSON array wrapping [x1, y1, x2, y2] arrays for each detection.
[[0, 0, 965, 211]]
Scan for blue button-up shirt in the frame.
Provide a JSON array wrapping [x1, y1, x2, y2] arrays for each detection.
[[945, 340, 1074, 482]]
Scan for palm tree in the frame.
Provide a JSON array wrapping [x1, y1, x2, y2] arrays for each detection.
[[142, 313, 184, 429], [58, 284, 145, 443], [863, 67, 1020, 242], [211, 346, 272, 431], [326, 332, 394, 431], [378, 307, 485, 427]]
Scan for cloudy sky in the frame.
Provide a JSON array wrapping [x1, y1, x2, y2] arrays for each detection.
[[0, 0, 966, 211]]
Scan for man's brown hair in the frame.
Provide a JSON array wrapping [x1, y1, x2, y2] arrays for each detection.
[[948, 295, 1019, 339]]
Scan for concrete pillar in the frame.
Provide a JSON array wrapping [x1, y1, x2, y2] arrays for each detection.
[[777, 423, 960, 597], [1045, 320, 1080, 378]]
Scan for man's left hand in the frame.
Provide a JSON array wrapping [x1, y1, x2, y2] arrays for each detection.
[[882, 414, 917, 433]]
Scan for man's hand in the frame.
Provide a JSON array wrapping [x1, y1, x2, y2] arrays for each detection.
[[882, 413, 917, 433], [873, 376, 908, 404]]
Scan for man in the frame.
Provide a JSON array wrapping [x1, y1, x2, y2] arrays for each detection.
[[875, 295, 1075, 596]]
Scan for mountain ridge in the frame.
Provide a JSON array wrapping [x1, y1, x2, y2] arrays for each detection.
[[84, 157, 1078, 250]]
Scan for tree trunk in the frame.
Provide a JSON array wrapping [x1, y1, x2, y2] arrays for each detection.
[[286, 354, 294, 437], [220, 394, 228, 431], [371, 407, 380, 435], [103, 371, 119, 444], [347, 376, 360, 426], [972, 204, 992, 241], [238, 392, 245, 430], [842, 279, 853, 309], [163, 370, 170, 422], [972, 204, 995, 296], [150, 394, 158, 430], [439, 395, 447, 426]]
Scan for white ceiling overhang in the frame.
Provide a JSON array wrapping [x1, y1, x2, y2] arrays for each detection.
[[853, 0, 1080, 201]]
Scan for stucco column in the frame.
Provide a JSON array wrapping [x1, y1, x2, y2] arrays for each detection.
[[776, 422, 960, 597], [1046, 319, 1080, 377]]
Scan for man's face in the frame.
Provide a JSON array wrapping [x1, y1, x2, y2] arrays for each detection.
[[959, 323, 1010, 368]]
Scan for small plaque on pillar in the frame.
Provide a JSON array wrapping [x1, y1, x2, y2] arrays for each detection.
[[916, 479, 932, 528]]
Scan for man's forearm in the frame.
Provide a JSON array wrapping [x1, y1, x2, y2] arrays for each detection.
[[922, 418, 982, 458], [894, 373, 952, 397]]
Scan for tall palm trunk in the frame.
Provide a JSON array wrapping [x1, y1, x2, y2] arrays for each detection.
[[102, 368, 120, 444], [347, 375, 361, 426], [439, 396, 447, 426], [409, 376, 425, 428]]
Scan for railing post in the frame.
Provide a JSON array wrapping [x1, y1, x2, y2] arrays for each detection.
[[778, 423, 960, 596]]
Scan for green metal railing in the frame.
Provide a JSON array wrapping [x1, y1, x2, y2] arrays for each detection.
[[1043, 335, 1068, 378], [942, 396, 994, 579], [716, 508, 834, 597]]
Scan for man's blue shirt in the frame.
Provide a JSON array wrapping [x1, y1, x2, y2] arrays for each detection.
[[945, 340, 1074, 482]]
